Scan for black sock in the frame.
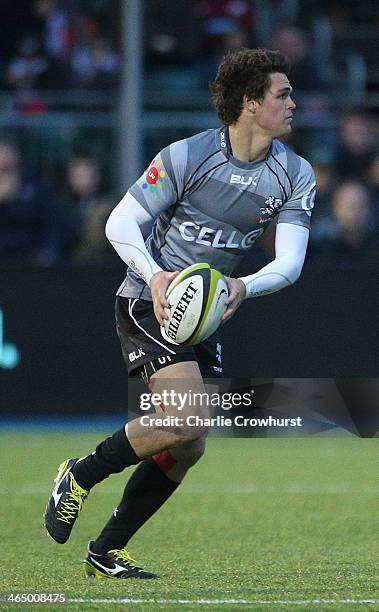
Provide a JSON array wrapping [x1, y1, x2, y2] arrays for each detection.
[[91, 458, 179, 554], [73, 428, 140, 491]]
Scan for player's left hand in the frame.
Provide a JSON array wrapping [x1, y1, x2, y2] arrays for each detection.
[[221, 277, 246, 324]]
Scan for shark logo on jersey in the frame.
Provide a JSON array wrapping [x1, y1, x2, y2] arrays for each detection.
[[256, 196, 284, 223], [261, 196, 284, 216]]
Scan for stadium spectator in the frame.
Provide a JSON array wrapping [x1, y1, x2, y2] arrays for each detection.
[[194, 0, 256, 53], [308, 153, 337, 243], [272, 24, 327, 93], [33, 0, 74, 62], [73, 197, 115, 266], [310, 181, 378, 267], [195, 26, 252, 88], [272, 23, 337, 155], [32, 0, 75, 89], [70, 35, 120, 90], [193, 0, 256, 85], [5, 37, 49, 114], [145, 0, 199, 69], [336, 111, 376, 182], [0, 141, 62, 265], [5, 37, 48, 91], [60, 154, 114, 262]]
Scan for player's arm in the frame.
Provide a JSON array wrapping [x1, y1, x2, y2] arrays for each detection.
[[235, 157, 316, 299], [106, 141, 188, 324], [221, 223, 309, 323], [105, 192, 162, 284], [238, 222, 309, 297], [105, 194, 178, 324]]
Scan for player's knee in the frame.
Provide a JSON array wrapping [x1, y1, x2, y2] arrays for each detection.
[[173, 437, 206, 467], [175, 419, 209, 445]]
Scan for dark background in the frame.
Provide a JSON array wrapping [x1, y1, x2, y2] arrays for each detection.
[[1, 265, 377, 414]]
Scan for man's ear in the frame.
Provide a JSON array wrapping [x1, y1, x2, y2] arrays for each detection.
[[243, 95, 257, 114]]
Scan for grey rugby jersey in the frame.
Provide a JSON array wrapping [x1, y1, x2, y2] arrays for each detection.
[[118, 126, 316, 300]]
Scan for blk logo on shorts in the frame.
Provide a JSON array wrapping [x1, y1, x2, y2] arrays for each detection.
[[129, 348, 146, 362]]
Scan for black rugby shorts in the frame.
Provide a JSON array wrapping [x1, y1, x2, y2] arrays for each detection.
[[115, 296, 222, 382]]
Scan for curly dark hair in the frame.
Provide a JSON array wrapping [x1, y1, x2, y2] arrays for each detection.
[[209, 48, 290, 126]]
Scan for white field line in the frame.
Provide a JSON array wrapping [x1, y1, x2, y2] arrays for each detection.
[[68, 598, 379, 606], [5, 483, 379, 495]]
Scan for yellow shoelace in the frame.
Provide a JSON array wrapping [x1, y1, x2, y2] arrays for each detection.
[[108, 548, 138, 567], [57, 474, 87, 524]]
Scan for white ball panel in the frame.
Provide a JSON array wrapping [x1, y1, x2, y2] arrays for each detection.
[[164, 274, 204, 344]]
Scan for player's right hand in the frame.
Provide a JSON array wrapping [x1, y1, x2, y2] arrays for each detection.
[[149, 270, 179, 326]]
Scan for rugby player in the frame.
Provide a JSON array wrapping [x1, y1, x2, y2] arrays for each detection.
[[44, 48, 316, 579]]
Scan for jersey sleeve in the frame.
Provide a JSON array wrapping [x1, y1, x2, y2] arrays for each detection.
[[128, 139, 188, 218], [277, 157, 316, 229]]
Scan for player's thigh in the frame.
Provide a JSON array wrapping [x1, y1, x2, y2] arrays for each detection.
[[116, 296, 198, 381], [149, 360, 212, 426]]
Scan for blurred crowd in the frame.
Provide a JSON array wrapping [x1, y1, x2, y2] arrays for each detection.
[[1, 109, 377, 269], [1, 1, 376, 106], [0, 0, 378, 268], [308, 111, 379, 268], [0, 0, 120, 108], [0, 141, 115, 266]]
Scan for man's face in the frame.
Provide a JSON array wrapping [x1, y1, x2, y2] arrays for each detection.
[[253, 72, 296, 137]]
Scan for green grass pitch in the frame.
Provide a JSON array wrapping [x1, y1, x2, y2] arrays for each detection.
[[1, 432, 378, 611]]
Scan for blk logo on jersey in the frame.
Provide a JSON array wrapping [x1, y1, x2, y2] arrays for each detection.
[[230, 174, 258, 186], [142, 159, 166, 193]]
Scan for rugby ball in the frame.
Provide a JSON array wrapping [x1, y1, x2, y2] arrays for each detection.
[[162, 263, 228, 345]]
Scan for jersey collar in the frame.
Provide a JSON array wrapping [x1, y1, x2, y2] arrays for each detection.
[[218, 126, 274, 170], [219, 126, 232, 160]]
